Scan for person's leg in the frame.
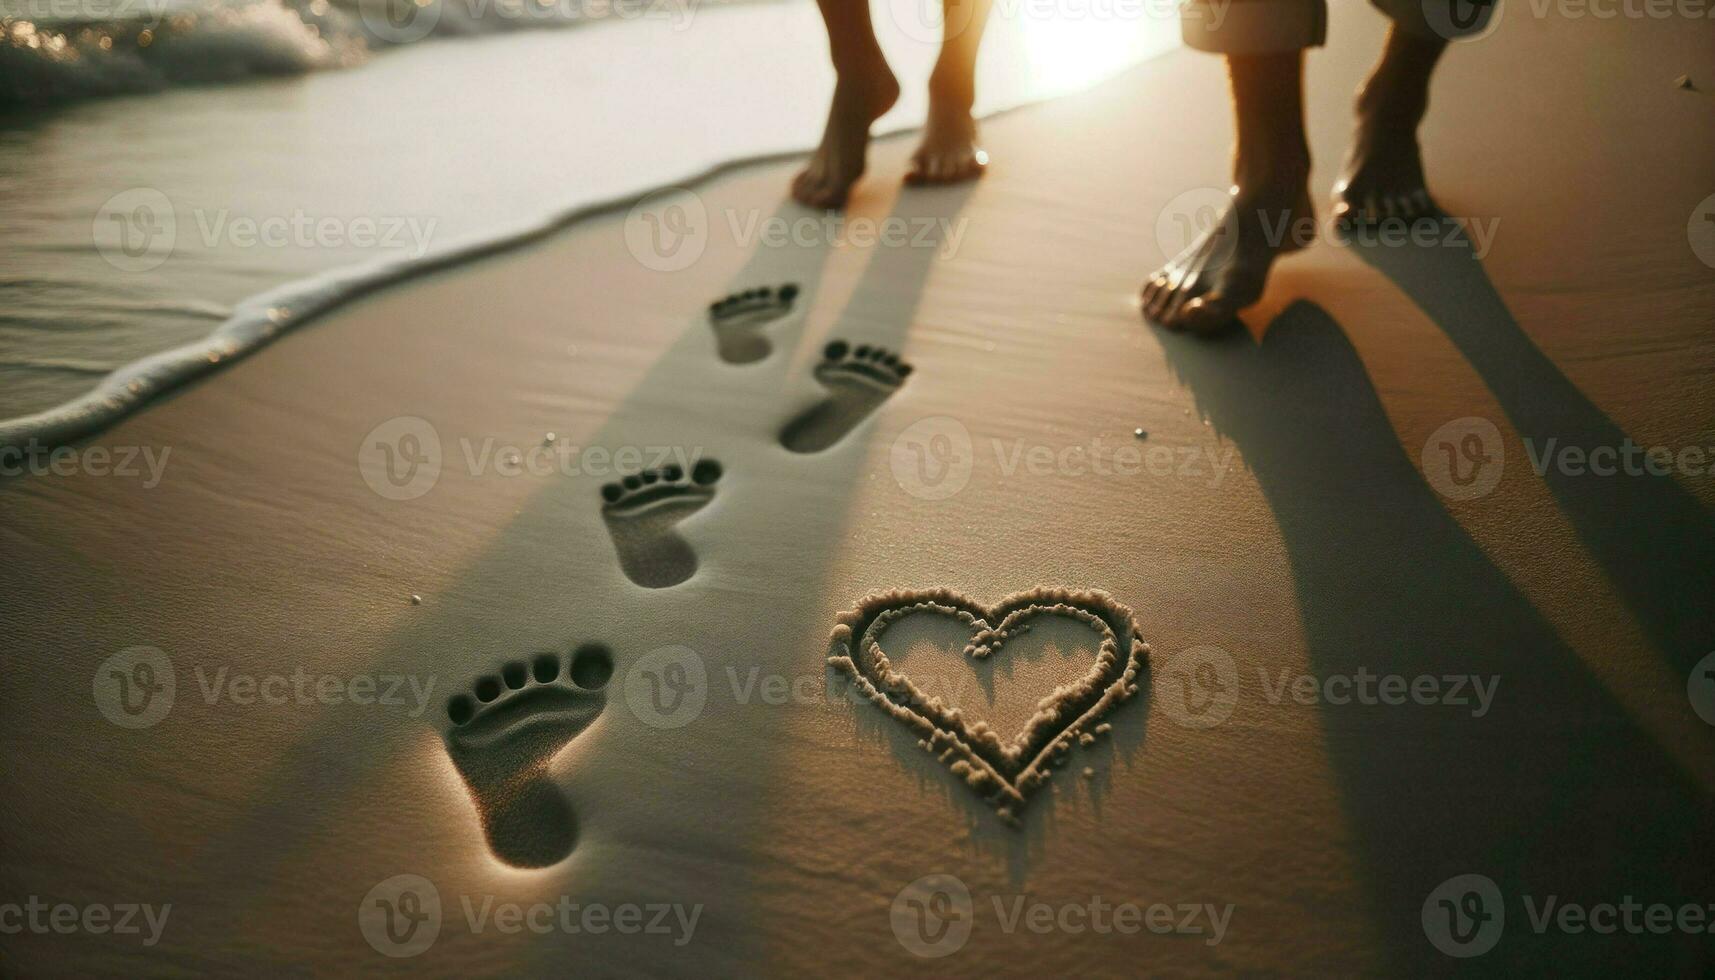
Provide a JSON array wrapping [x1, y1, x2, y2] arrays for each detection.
[[1335, 0, 1492, 221], [791, 0, 902, 209], [1332, 26, 1448, 223], [906, 0, 995, 184], [1142, 51, 1315, 332]]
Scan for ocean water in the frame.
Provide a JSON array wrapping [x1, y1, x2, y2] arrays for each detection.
[[0, 0, 1179, 443], [0, 0, 616, 105]]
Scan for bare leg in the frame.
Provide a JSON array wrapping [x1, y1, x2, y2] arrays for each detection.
[[1333, 26, 1448, 224], [906, 0, 994, 184], [792, 0, 901, 209], [1143, 52, 1314, 333]]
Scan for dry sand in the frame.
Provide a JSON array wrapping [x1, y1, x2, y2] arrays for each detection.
[[2, 3, 1714, 974]]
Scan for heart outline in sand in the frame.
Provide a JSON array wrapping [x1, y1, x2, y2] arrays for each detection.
[[828, 587, 1150, 823]]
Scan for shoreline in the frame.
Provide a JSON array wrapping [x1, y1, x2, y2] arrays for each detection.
[[0, 4, 1176, 449]]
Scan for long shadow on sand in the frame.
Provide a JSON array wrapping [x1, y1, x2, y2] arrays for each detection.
[[1348, 232, 1715, 680], [182, 193, 850, 968], [1153, 302, 1715, 974], [186, 183, 1036, 969]]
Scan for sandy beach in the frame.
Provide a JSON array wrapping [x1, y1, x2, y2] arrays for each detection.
[[2, 0, 1714, 974]]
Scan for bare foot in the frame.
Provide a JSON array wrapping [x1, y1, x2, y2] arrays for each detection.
[[792, 64, 901, 210], [1332, 110, 1435, 225], [907, 81, 987, 185], [1142, 184, 1315, 333], [1332, 30, 1446, 225]]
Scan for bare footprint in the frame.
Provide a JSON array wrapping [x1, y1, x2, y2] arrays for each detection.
[[600, 459, 722, 589], [708, 283, 800, 364], [779, 340, 912, 454], [443, 645, 614, 869]]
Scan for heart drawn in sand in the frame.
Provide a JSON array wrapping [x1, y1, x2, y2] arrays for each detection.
[[828, 587, 1150, 823]]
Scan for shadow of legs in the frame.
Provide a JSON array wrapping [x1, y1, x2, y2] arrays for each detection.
[[1349, 231, 1715, 678], [1152, 302, 1715, 972]]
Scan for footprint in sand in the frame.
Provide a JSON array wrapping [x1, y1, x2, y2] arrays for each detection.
[[600, 459, 722, 589], [443, 645, 615, 868], [779, 340, 913, 454], [707, 283, 799, 363]]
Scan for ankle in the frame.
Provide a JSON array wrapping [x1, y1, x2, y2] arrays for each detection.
[[928, 65, 975, 113], [832, 48, 894, 88], [1356, 34, 1440, 131], [1232, 147, 1310, 203], [1356, 78, 1427, 132]]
